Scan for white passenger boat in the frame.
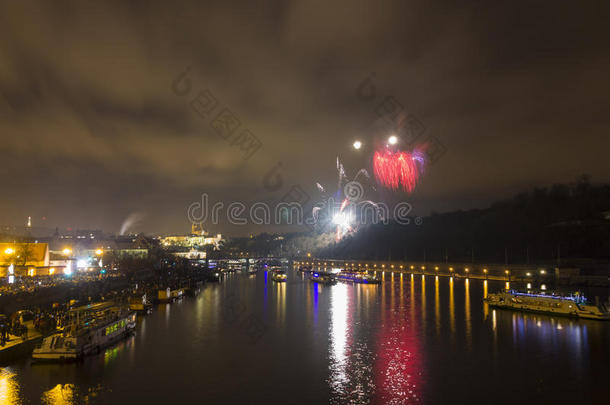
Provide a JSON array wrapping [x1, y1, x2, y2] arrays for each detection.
[[32, 302, 136, 362], [484, 290, 610, 320]]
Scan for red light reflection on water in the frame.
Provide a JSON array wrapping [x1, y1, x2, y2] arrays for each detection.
[[373, 279, 423, 404]]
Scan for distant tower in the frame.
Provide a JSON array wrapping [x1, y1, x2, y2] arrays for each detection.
[[191, 222, 204, 236], [27, 216, 32, 228]]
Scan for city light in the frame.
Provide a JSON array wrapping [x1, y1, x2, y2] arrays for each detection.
[[353, 140, 362, 150], [4, 247, 14, 255], [63, 248, 72, 255], [388, 135, 398, 145], [95, 249, 103, 255]]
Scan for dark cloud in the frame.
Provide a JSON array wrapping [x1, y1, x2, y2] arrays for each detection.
[[0, 0, 609, 235]]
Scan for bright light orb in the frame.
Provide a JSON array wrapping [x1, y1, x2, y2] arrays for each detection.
[[388, 135, 398, 145], [353, 140, 362, 150]]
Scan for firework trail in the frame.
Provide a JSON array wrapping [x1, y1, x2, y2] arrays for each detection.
[[373, 149, 421, 192], [314, 157, 380, 240]]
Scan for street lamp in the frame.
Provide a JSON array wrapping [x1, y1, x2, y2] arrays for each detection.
[[63, 248, 72, 255], [353, 140, 362, 150], [95, 249, 103, 255], [388, 135, 398, 145]]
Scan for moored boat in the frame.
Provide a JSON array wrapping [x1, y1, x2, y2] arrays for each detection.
[[310, 272, 337, 285], [129, 293, 152, 314], [336, 271, 381, 284], [157, 287, 172, 303], [32, 302, 136, 362], [271, 271, 287, 282], [484, 290, 610, 320]]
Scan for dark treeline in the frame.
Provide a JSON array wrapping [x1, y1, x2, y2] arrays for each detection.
[[318, 177, 610, 266], [221, 178, 610, 269]]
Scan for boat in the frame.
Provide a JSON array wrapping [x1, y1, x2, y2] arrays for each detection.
[[484, 290, 610, 320], [157, 287, 172, 303], [336, 271, 381, 284], [170, 288, 185, 301], [271, 271, 287, 282], [128, 293, 152, 313], [32, 302, 136, 362], [310, 272, 337, 285], [297, 266, 313, 273]]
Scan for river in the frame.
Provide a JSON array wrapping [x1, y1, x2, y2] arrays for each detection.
[[1, 269, 609, 404]]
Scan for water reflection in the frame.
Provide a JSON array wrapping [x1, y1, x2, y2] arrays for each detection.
[[449, 277, 455, 336], [465, 279, 471, 349], [41, 384, 75, 404], [0, 276, 608, 404], [329, 284, 349, 398], [0, 368, 21, 404], [374, 278, 422, 404], [434, 276, 440, 336], [275, 282, 286, 326]]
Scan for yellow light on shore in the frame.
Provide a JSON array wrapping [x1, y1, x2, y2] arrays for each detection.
[[540, 269, 546, 275], [95, 249, 103, 255], [63, 248, 72, 255], [505, 270, 510, 275], [483, 269, 488, 273], [4, 247, 14, 255]]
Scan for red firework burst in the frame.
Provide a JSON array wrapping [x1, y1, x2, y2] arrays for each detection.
[[373, 149, 419, 192]]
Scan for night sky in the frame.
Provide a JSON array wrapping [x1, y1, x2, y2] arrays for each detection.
[[1, 1, 609, 236]]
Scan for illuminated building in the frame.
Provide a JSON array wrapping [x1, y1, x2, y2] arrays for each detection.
[[0, 242, 62, 276]]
